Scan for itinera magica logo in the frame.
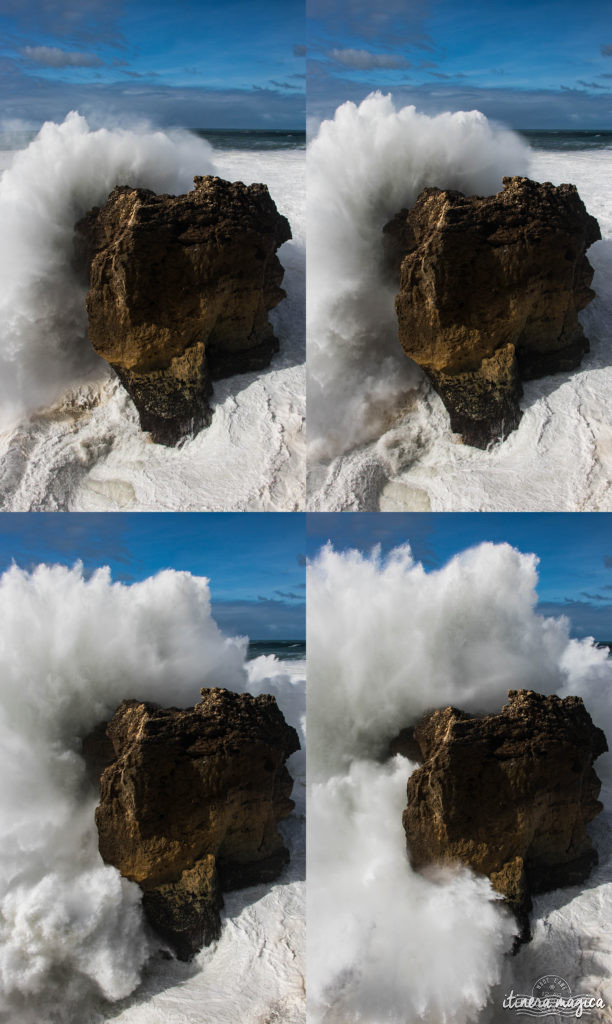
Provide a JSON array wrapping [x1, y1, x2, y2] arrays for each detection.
[[503, 975, 607, 1018]]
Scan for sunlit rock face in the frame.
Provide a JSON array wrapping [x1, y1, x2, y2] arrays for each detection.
[[84, 687, 300, 960], [384, 177, 600, 447], [75, 175, 291, 445]]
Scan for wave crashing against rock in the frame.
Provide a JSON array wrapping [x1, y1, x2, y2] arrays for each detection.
[[84, 687, 300, 960], [395, 689, 608, 944], [384, 176, 601, 448], [75, 175, 291, 446]]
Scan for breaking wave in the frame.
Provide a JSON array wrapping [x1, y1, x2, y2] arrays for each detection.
[[0, 112, 215, 427], [307, 541, 612, 1022], [307, 92, 529, 464], [0, 562, 299, 1023]]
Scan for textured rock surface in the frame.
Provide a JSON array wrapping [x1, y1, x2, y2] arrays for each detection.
[[83, 687, 300, 959], [399, 690, 607, 943], [383, 177, 601, 447], [75, 176, 291, 445]]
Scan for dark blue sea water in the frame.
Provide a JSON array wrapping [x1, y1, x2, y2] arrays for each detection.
[[196, 129, 305, 151], [247, 640, 306, 661], [519, 129, 612, 151]]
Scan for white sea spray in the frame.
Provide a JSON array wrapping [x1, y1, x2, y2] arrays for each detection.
[[0, 112, 216, 426], [307, 541, 612, 1022], [307, 92, 529, 463], [0, 562, 305, 1023]]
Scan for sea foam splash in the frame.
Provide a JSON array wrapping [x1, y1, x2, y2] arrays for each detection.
[[0, 114, 305, 512], [0, 111, 216, 427], [0, 562, 295, 1023], [307, 542, 612, 1022], [307, 94, 612, 513], [307, 92, 529, 467]]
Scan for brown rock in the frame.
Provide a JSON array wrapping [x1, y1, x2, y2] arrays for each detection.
[[84, 687, 300, 959], [75, 176, 291, 445], [383, 177, 601, 447], [399, 690, 607, 944]]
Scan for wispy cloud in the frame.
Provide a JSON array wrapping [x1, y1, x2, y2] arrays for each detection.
[[212, 598, 305, 640], [310, 0, 433, 48], [22, 45, 103, 68], [270, 79, 303, 90], [3, 0, 126, 49], [329, 48, 410, 70], [428, 70, 468, 80], [577, 79, 607, 90], [293, 44, 306, 57], [0, 73, 305, 128]]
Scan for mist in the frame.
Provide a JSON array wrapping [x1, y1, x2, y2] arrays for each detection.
[[307, 92, 529, 463], [0, 562, 251, 1022]]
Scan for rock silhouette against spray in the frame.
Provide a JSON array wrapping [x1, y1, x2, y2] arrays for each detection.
[[384, 177, 600, 447], [75, 175, 291, 445]]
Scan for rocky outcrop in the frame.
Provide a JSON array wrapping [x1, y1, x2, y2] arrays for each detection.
[[383, 177, 601, 447], [83, 687, 300, 959], [75, 176, 291, 445], [397, 690, 607, 943]]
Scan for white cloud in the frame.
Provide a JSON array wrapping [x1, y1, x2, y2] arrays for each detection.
[[22, 45, 103, 68]]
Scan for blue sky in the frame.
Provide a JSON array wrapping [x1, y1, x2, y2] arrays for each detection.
[[0, 0, 305, 128], [307, 513, 612, 639], [309, 0, 612, 128], [0, 513, 305, 640], [3, 512, 611, 641]]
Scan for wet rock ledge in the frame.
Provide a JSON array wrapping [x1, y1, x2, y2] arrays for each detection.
[[384, 177, 601, 448], [83, 687, 300, 960], [75, 176, 291, 445], [392, 689, 607, 945]]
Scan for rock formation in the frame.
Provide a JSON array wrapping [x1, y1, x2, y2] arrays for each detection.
[[83, 687, 300, 960], [383, 177, 601, 447], [75, 176, 291, 445], [397, 690, 607, 943]]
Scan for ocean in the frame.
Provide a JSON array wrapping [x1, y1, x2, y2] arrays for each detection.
[[247, 639, 306, 661], [518, 129, 612, 151], [197, 129, 306, 151], [307, 96, 612, 512], [0, 564, 305, 1024], [0, 118, 305, 512]]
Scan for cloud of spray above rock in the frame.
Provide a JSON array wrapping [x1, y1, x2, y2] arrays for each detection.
[[0, 563, 250, 1022], [0, 112, 217, 426], [307, 92, 529, 461]]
